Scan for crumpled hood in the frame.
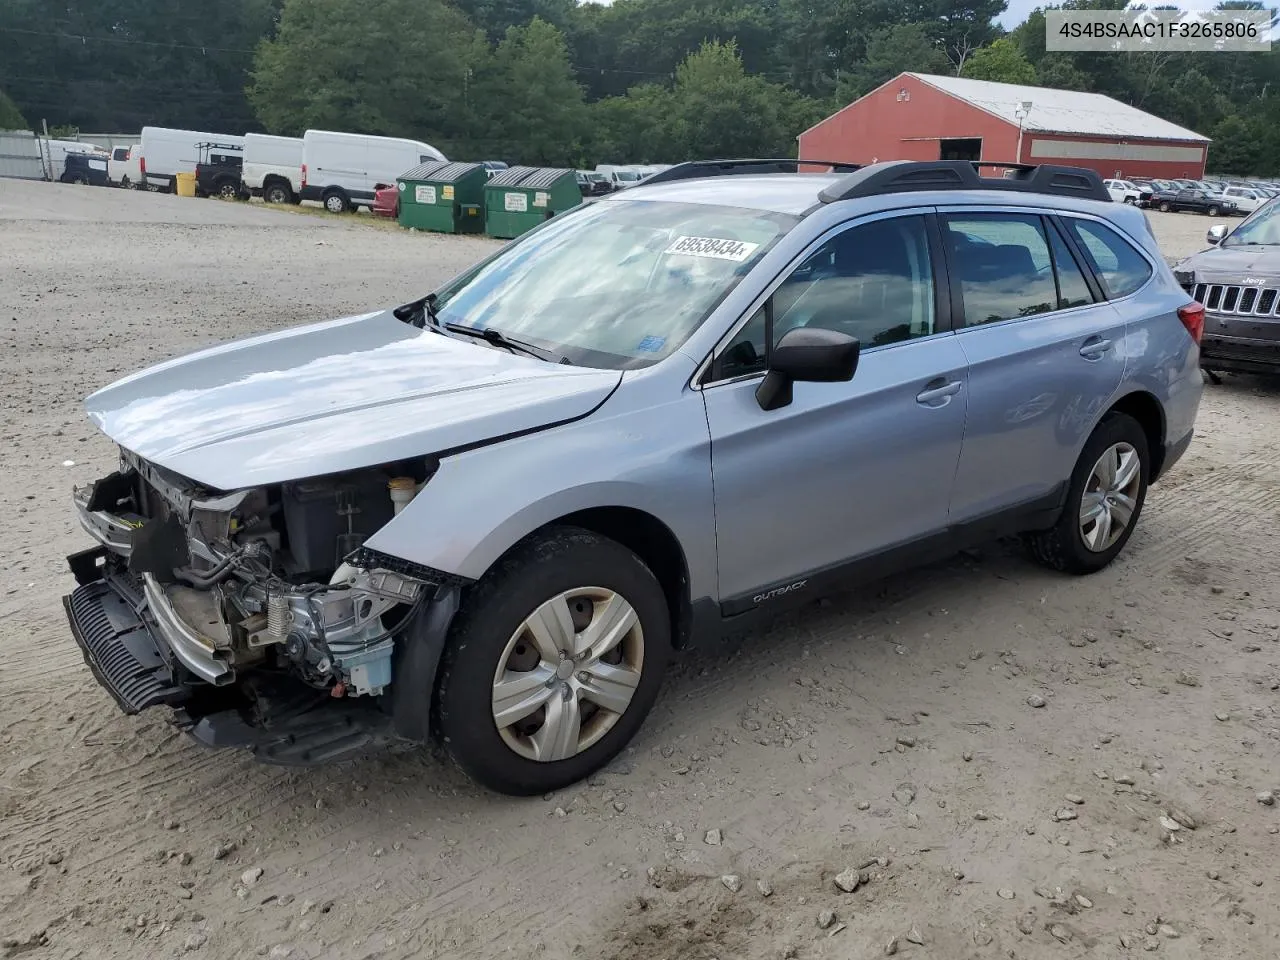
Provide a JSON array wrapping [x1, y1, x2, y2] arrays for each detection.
[[85, 310, 621, 489], [1177, 245, 1280, 283]]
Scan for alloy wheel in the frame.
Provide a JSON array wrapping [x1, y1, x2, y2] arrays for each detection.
[[1079, 441, 1141, 553], [491, 587, 644, 762]]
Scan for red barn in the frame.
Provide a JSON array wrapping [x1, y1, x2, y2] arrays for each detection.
[[798, 72, 1209, 181]]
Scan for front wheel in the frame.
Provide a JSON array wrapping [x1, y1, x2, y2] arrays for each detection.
[[1207, 205, 1220, 217], [435, 527, 671, 795], [1025, 412, 1149, 575]]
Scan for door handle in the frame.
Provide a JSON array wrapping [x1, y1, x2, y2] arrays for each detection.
[[916, 378, 962, 406], [1079, 337, 1112, 359]]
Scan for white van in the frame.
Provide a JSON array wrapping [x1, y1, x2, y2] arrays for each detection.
[[594, 164, 645, 189], [301, 130, 446, 212], [107, 144, 141, 188], [139, 126, 246, 192], [242, 132, 304, 204]]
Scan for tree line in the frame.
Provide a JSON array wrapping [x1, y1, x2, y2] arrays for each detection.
[[2, 0, 1279, 174]]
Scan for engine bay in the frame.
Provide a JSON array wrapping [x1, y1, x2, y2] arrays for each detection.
[[75, 448, 440, 697]]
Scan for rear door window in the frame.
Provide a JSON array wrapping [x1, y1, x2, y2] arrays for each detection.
[[1063, 219, 1153, 299], [942, 213, 1057, 326]]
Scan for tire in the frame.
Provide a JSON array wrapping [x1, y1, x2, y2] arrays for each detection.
[[215, 179, 240, 200], [120, 175, 132, 190], [1207, 205, 1219, 217], [72, 175, 88, 185], [263, 182, 292, 205], [1025, 412, 1150, 576], [435, 526, 672, 795], [322, 189, 349, 214], [1158, 201, 1171, 212]]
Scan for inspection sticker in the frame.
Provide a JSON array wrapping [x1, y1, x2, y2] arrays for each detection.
[[664, 235, 760, 262]]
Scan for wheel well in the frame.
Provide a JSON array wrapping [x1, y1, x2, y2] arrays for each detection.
[[550, 507, 693, 649], [1108, 391, 1166, 480]]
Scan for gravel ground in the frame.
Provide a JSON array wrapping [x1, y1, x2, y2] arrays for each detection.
[[2, 181, 1278, 960]]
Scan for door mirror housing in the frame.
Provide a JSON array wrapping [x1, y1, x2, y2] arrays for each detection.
[[1206, 224, 1228, 245], [755, 327, 860, 411]]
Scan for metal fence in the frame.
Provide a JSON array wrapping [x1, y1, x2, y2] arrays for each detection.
[[0, 130, 47, 180]]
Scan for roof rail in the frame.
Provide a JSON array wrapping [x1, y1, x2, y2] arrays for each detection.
[[818, 160, 1110, 204], [639, 158, 862, 188]]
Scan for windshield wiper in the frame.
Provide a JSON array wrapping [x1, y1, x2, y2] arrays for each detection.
[[393, 293, 442, 329], [444, 323, 571, 365]]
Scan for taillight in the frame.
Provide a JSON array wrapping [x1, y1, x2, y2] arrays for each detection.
[[1177, 301, 1205, 345], [139, 156, 146, 175], [301, 163, 307, 187]]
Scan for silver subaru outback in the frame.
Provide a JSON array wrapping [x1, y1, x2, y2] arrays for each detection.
[[64, 159, 1203, 795]]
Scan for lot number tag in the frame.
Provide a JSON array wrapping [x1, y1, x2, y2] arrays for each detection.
[[415, 185, 437, 204], [442, 185, 455, 200], [533, 191, 550, 208], [504, 192, 528, 212], [665, 235, 759, 262]]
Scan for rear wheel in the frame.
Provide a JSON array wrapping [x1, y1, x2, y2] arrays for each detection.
[[1026, 412, 1149, 575], [322, 188, 349, 214], [435, 526, 671, 795], [1158, 201, 1171, 212], [216, 179, 240, 200], [264, 182, 292, 205], [120, 175, 132, 189], [72, 174, 88, 185], [1206, 205, 1220, 217]]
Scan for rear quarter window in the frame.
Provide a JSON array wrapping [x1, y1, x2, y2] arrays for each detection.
[[1065, 219, 1153, 299]]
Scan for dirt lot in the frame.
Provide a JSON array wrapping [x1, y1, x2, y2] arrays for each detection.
[[2, 181, 1278, 960]]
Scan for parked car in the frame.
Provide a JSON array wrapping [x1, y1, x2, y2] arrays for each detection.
[[1220, 185, 1267, 214], [481, 160, 509, 179], [1104, 178, 1143, 205], [139, 126, 246, 193], [372, 182, 399, 218], [40, 138, 107, 180], [1150, 188, 1236, 216], [60, 152, 111, 187], [62, 158, 1202, 795], [242, 132, 303, 204], [1175, 197, 1280, 379], [107, 145, 141, 188], [300, 130, 446, 213], [194, 142, 245, 200], [575, 170, 612, 197]]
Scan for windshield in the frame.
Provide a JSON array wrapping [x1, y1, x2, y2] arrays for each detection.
[[615, 172, 641, 182], [1222, 198, 1280, 247], [433, 198, 796, 368]]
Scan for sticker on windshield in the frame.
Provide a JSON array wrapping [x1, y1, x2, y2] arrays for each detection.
[[636, 335, 666, 352], [664, 235, 760, 262]]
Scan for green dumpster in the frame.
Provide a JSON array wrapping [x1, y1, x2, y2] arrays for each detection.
[[397, 160, 488, 234], [484, 166, 582, 239]]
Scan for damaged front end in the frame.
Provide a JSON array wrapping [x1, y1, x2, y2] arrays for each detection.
[[63, 449, 464, 765]]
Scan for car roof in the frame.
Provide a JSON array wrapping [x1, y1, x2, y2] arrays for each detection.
[[616, 174, 844, 216]]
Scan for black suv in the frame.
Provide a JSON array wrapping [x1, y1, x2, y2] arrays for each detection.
[[194, 142, 245, 200], [60, 152, 111, 187], [1176, 197, 1280, 379]]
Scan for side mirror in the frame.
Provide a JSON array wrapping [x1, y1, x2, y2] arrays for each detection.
[[756, 327, 860, 411], [1207, 224, 1227, 245]]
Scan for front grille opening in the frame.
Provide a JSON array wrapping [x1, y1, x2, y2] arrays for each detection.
[[1207, 286, 1223, 310], [1222, 287, 1240, 311], [1240, 288, 1259, 313], [1260, 289, 1277, 314]]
